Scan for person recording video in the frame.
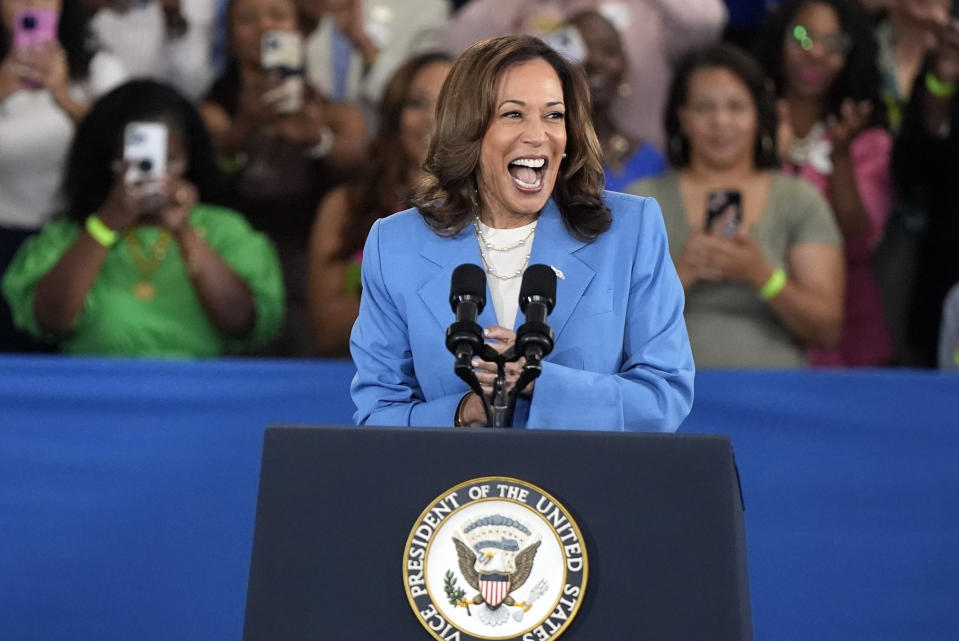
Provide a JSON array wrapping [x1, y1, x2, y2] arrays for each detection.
[[349, 35, 694, 431]]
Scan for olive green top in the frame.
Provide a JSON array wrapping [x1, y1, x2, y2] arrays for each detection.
[[629, 171, 842, 368]]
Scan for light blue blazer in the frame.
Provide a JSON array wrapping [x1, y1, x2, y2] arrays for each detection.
[[350, 191, 694, 431]]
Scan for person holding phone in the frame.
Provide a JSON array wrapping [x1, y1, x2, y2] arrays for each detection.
[[895, 17, 959, 366], [547, 10, 666, 193], [201, 0, 365, 355], [1, 80, 285, 356], [754, 0, 894, 367], [629, 44, 845, 368], [0, 0, 126, 350]]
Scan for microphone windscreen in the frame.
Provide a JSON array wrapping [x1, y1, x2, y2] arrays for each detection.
[[450, 263, 487, 312], [519, 264, 556, 313]]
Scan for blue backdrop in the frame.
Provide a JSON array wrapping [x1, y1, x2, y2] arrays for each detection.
[[1, 355, 956, 640]]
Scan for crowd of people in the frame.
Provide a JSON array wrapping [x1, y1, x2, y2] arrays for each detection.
[[1, 0, 957, 370]]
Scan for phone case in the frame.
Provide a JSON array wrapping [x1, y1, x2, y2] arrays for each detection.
[[123, 122, 168, 185], [705, 189, 743, 238], [261, 31, 304, 75], [542, 26, 587, 64], [13, 8, 58, 50]]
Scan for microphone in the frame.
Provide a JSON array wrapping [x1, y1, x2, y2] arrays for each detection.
[[515, 264, 556, 364], [446, 264, 486, 360]]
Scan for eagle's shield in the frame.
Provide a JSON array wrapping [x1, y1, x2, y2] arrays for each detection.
[[479, 573, 511, 607]]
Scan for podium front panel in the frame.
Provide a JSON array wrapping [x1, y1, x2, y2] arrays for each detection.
[[243, 426, 751, 641]]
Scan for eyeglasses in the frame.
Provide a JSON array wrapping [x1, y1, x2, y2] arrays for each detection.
[[787, 23, 852, 55]]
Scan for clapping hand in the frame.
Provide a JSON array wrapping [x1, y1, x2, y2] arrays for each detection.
[[827, 99, 873, 157]]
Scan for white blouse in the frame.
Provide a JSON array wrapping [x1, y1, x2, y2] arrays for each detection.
[[474, 218, 537, 329], [0, 52, 126, 230]]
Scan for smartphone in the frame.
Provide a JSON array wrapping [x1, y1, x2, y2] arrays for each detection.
[[705, 189, 743, 239], [261, 30, 304, 76], [542, 25, 587, 64], [13, 8, 58, 90], [261, 31, 305, 113], [123, 122, 168, 204], [13, 8, 58, 50]]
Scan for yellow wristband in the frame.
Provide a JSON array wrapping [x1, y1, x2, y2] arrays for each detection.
[[760, 268, 787, 301], [85, 214, 118, 247], [925, 72, 956, 99]]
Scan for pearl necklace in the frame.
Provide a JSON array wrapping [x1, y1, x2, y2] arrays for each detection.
[[473, 217, 536, 280]]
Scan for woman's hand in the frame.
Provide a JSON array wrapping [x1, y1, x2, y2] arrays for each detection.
[[827, 99, 872, 158], [675, 231, 712, 290], [932, 19, 959, 85], [698, 230, 772, 289], [17, 40, 70, 100], [236, 75, 285, 127], [0, 58, 22, 101], [97, 173, 156, 232], [160, 178, 198, 236], [328, 0, 379, 67], [276, 94, 329, 146], [15, 41, 88, 121], [472, 325, 535, 399]]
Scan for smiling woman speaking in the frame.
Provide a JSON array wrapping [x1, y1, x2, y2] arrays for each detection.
[[349, 35, 694, 431]]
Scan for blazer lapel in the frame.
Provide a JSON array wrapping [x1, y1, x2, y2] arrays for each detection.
[[417, 223, 498, 332], [416, 201, 594, 340], [524, 201, 595, 341]]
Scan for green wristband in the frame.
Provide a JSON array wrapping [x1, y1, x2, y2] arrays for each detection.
[[85, 214, 118, 247], [925, 72, 956, 99], [760, 268, 787, 301]]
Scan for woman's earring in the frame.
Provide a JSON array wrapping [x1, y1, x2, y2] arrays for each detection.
[[761, 133, 774, 154], [562, 153, 567, 159], [617, 82, 632, 98], [669, 134, 685, 158]]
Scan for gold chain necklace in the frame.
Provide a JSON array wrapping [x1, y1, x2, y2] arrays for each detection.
[[473, 218, 536, 280], [124, 228, 172, 301]]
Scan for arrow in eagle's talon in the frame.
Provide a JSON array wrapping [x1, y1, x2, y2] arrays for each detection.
[[512, 579, 548, 622]]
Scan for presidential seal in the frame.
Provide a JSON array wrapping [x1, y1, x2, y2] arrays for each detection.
[[403, 477, 588, 641]]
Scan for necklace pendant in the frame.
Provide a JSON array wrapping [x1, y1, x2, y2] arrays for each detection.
[[134, 281, 156, 301]]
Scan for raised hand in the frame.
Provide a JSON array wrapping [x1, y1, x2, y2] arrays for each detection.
[[160, 178, 198, 234], [826, 98, 873, 157]]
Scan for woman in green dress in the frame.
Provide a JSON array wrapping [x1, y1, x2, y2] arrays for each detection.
[[2, 79, 285, 357]]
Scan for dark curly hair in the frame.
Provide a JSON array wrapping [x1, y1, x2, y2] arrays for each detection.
[[413, 34, 610, 241], [0, 2, 94, 82], [61, 80, 226, 221], [665, 43, 780, 169], [754, 0, 886, 127]]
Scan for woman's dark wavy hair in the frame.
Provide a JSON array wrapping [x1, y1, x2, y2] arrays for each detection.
[[754, 0, 886, 127], [665, 43, 780, 169], [413, 34, 610, 241], [337, 51, 453, 259], [0, 1, 94, 81], [62, 80, 226, 221]]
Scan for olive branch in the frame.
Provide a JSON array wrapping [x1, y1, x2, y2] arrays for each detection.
[[444, 570, 471, 615]]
